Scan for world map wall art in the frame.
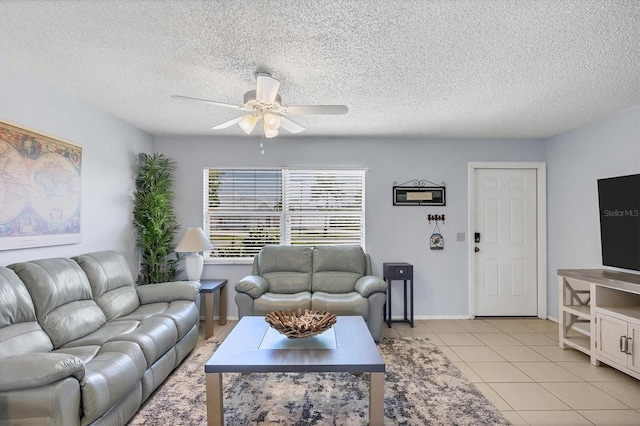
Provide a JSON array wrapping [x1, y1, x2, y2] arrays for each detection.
[[0, 120, 82, 250]]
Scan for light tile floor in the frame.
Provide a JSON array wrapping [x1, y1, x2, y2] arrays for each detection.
[[204, 318, 640, 425], [383, 318, 640, 426]]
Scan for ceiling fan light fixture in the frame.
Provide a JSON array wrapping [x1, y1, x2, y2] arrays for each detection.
[[239, 114, 258, 134], [263, 123, 279, 138], [263, 112, 281, 130], [172, 72, 347, 139], [262, 112, 281, 138]]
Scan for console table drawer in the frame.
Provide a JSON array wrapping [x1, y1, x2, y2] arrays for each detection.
[[383, 263, 413, 280]]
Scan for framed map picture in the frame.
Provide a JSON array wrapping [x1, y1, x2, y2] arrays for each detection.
[[0, 120, 82, 250]]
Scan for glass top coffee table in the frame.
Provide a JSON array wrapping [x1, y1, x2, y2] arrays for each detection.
[[205, 316, 385, 426]]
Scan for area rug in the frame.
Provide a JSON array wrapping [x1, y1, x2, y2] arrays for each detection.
[[129, 337, 510, 425]]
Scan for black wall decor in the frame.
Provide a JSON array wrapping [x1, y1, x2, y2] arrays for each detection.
[[393, 179, 446, 206]]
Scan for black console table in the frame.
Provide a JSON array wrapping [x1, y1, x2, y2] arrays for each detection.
[[383, 262, 414, 328]]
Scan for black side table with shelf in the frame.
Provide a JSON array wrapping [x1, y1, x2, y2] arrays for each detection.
[[383, 262, 414, 328]]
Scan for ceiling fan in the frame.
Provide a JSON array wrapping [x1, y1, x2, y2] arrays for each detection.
[[172, 73, 348, 138]]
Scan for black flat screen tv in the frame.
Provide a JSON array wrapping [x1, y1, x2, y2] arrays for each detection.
[[597, 174, 640, 272]]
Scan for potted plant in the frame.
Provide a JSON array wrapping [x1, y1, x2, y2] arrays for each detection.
[[132, 152, 182, 284]]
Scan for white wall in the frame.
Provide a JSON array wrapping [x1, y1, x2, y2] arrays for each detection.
[[4, 53, 636, 322], [0, 56, 154, 271], [546, 104, 640, 320], [155, 136, 547, 319]]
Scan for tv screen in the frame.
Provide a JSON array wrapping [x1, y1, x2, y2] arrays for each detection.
[[597, 174, 640, 272]]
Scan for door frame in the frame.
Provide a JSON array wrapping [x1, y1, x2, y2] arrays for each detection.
[[468, 162, 547, 319]]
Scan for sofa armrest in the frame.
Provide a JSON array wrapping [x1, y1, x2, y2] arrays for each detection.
[[136, 281, 201, 304], [235, 275, 268, 298], [0, 353, 84, 392], [355, 275, 387, 298]]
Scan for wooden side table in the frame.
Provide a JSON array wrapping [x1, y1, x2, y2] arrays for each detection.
[[383, 262, 414, 328], [200, 279, 228, 339]]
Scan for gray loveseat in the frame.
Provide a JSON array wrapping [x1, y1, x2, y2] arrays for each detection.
[[235, 245, 387, 341], [0, 250, 200, 426]]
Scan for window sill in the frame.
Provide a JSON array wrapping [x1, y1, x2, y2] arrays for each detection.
[[204, 258, 253, 265]]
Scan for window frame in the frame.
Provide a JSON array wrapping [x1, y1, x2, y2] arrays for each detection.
[[203, 167, 366, 264]]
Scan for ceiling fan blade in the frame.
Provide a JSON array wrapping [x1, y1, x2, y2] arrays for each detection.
[[282, 105, 349, 115], [256, 73, 280, 104], [211, 116, 244, 130], [171, 95, 249, 111], [278, 116, 305, 134]]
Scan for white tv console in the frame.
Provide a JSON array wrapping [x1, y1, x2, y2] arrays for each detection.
[[558, 269, 640, 380]]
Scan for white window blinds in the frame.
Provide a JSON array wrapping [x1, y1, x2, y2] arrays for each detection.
[[284, 169, 365, 246], [204, 169, 282, 260], [204, 168, 365, 261]]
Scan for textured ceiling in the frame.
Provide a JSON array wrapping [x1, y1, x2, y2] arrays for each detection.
[[0, 0, 639, 139]]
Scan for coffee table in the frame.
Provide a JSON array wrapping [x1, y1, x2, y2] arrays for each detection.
[[205, 316, 385, 426]]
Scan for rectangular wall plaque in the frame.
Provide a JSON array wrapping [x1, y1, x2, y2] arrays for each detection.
[[393, 186, 445, 206]]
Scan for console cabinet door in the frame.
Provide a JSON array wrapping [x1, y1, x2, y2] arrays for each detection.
[[629, 323, 640, 374], [596, 313, 628, 366]]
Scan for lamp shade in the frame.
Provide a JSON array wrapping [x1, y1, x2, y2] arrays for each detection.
[[175, 227, 213, 253]]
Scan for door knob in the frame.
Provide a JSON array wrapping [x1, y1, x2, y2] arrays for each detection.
[[474, 247, 480, 253]]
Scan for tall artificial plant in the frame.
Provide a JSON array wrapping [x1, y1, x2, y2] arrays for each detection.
[[133, 152, 182, 284]]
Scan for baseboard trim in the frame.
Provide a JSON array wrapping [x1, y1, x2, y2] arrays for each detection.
[[201, 315, 560, 322]]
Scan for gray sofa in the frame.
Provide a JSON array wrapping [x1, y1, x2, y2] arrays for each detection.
[[235, 245, 387, 341], [0, 250, 201, 426]]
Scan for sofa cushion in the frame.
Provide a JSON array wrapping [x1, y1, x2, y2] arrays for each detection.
[[9, 259, 106, 349], [45, 300, 108, 349], [158, 300, 200, 340], [0, 267, 53, 358], [311, 292, 369, 319], [0, 322, 53, 359], [0, 267, 38, 328], [311, 246, 366, 293], [54, 345, 101, 364], [258, 245, 313, 294], [253, 291, 312, 315], [60, 320, 139, 349], [80, 340, 146, 425], [114, 302, 169, 321], [114, 300, 198, 341], [109, 316, 178, 366], [74, 251, 140, 321]]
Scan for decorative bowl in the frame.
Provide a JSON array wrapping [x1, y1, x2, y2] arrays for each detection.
[[265, 309, 337, 339]]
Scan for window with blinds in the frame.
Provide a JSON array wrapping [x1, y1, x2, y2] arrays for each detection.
[[204, 168, 365, 262], [285, 169, 365, 246]]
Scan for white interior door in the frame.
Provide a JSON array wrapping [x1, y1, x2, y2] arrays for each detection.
[[474, 168, 538, 316]]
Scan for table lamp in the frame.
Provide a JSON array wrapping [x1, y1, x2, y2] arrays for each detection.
[[175, 227, 213, 281]]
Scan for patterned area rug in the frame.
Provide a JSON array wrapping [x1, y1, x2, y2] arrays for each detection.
[[129, 337, 510, 425]]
